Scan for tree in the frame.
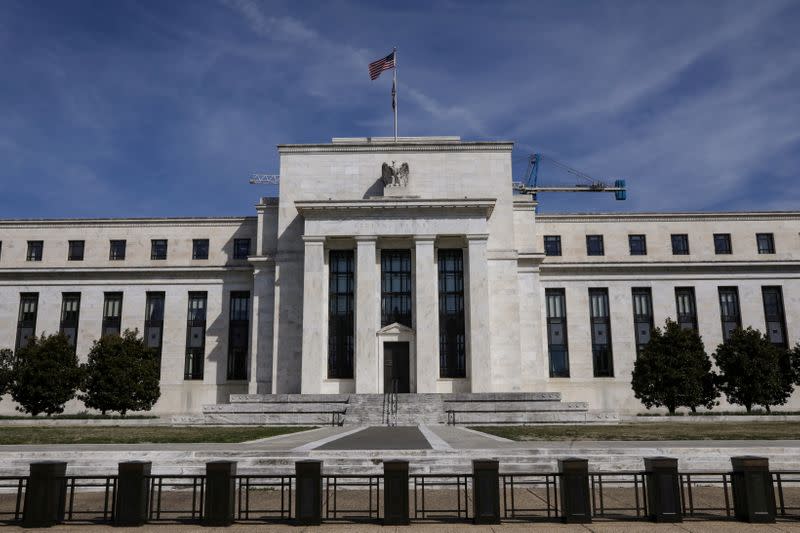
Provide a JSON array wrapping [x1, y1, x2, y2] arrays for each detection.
[[631, 319, 718, 415], [0, 348, 14, 398], [713, 327, 794, 413], [787, 344, 800, 386], [10, 334, 83, 416], [79, 330, 160, 416]]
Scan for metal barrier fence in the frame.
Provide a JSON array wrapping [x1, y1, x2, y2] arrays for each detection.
[[0, 456, 797, 527]]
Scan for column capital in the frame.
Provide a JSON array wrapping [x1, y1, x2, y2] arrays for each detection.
[[465, 234, 489, 242], [413, 234, 437, 243], [354, 235, 379, 243], [302, 235, 326, 244]]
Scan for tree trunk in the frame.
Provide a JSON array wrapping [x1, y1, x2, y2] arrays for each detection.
[[745, 403, 752, 413]]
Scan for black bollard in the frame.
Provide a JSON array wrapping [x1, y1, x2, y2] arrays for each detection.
[[114, 461, 151, 526], [472, 460, 500, 524], [558, 458, 591, 523], [295, 460, 322, 525], [643, 457, 682, 522], [203, 461, 237, 526], [383, 460, 409, 525], [731, 456, 776, 523], [22, 461, 67, 528]]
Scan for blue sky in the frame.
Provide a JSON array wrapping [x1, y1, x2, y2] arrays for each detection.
[[1, 0, 798, 217]]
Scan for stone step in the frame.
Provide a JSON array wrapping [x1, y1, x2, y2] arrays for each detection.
[[443, 392, 562, 402], [444, 401, 588, 412], [202, 412, 342, 425], [205, 403, 348, 414], [229, 394, 350, 404]]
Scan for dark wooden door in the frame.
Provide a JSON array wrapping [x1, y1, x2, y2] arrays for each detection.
[[383, 342, 410, 393]]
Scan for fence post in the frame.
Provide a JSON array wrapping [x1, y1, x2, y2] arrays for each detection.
[[731, 456, 776, 523], [472, 459, 500, 524], [558, 458, 591, 523], [643, 457, 682, 522], [203, 460, 237, 526], [383, 460, 409, 525], [114, 461, 151, 526], [22, 461, 67, 528], [295, 460, 322, 525]]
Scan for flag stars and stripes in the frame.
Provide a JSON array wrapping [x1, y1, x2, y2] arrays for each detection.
[[369, 51, 396, 80]]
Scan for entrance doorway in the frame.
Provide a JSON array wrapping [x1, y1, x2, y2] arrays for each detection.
[[383, 341, 410, 393]]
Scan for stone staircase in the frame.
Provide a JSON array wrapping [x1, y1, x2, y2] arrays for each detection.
[[200, 392, 617, 426]]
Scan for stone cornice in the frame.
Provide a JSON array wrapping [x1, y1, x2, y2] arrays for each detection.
[[0, 265, 253, 279], [295, 198, 495, 218], [540, 260, 800, 275], [278, 141, 513, 154], [0, 217, 257, 229], [536, 211, 800, 223]]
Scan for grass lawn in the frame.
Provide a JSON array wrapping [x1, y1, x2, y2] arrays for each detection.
[[471, 422, 800, 441], [0, 426, 316, 445]]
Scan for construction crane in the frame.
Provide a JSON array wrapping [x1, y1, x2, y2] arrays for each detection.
[[249, 173, 280, 185], [513, 153, 626, 201]]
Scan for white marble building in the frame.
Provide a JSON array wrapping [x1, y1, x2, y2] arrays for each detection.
[[0, 136, 798, 414]]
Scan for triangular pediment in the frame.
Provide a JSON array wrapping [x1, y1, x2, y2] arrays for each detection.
[[377, 322, 415, 336]]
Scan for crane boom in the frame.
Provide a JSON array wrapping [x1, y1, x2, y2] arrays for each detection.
[[513, 153, 626, 200]]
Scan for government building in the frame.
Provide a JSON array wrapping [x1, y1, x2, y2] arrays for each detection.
[[1, 136, 798, 415]]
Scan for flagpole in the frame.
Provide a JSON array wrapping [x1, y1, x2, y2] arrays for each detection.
[[393, 46, 398, 142]]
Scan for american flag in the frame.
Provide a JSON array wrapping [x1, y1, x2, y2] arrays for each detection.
[[369, 51, 395, 80]]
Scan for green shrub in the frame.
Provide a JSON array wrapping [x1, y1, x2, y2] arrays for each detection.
[[10, 334, 83, 416], [0, 348, 13, 397], [79, 330, 160, 416]]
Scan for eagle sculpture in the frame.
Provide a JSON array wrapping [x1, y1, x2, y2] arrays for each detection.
[[381, 161, 409, 187]]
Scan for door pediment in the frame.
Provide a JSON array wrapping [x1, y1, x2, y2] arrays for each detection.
[[377, 322, 414, 337]]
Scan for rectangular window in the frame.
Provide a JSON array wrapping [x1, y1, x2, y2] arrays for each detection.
[[589, 288, 613, 377], [718, 287, 741, 341], [328, 250, 354, 379], [102, 292, 123, 337], [381, 249, 412, 327], [586, 235, 604, 256], [439, 249, 466, 378], [762, 286, 787, 347], [192, 239, 209, 260], [59, 293, 81, 351], [227, 291, 250, 380], [144, 292, 165, 368], [671, 234, 690, 255], [632, 288, 654, 357], [233, 238, 251, 259], [0, 241, 3, 260], [629, 235, 647, 256], [756, 233, 775, 254], [68, 240, 85, 261], [109, 240, 126, 260], [150, 239, 168, 260], [546, 289, 569, 377], [714, 233, 732, 255], [15, 293, 39, 351], [184, 292, 207, 380], [675, 287, 698, 331], [543, 235, 562, 256], [26, 241, 43, 261]]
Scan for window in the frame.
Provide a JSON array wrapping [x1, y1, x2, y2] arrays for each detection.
[[586, 235, 604, 256], [589, 288, 613, 377], [718, 287, 741, 341], [762, 286, 787, 348], [756, 233, 775, 254], [102, 292, 123, 337], [26, 241, 43, 261], [59, 293, 81, 351], [151, 239, 168, 260], [381, 249, 412, 327], [144, 292, 165, 368], [192, 239, 209, 260], [439, 249, 466, 378], [714, 234, 732, 255], [184, 292, 207, 380], [328, 250, 354, 379], [68, 240, 85, 261], [675, 287, 697, 331], [628, 235, 647, 256], [632, 288, 654, 357], [0, 241, 3, 260], [671, 234, 690, 255], [227, 291, 250, 380], [233, 238, 251, 260], [109, 240, 126, 260], [546, 289, 569, 377], [15, 293, 38, 351], [543, 236, 562, 256]]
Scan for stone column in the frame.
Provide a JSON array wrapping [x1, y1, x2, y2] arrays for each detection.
[[414, 235, 438, 393], [248, 258, 275, 394], [466, 234, 491, 392], [355, 236, 379, 393], [300, 236, 326, 394]]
